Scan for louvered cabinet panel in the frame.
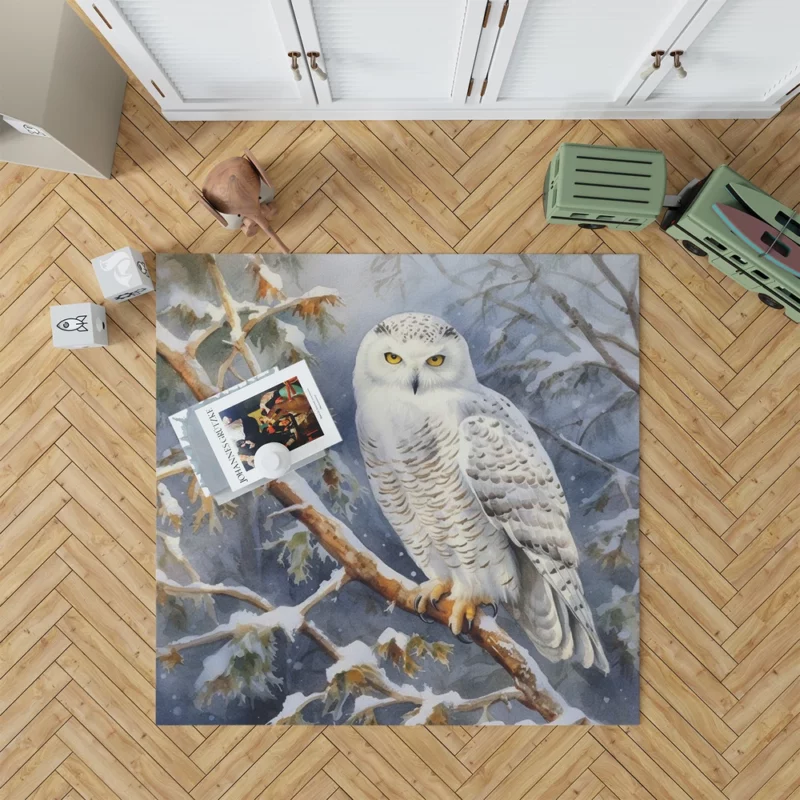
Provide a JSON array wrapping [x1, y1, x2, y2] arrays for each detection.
[[291, 0, 484, 106], [648, 0, 800, 102], [76, 0, 315, 110], [115, 0, 294, 101], [482, 0, 706, 106]]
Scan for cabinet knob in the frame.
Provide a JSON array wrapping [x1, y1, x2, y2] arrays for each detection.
[[307, 52, 328, 82], [288, 51, 302, 81], [670, 50, 687, 79], [640, 50, 665, 81]]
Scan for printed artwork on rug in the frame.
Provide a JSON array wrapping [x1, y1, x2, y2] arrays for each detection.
[[155, 253, 640, 726]]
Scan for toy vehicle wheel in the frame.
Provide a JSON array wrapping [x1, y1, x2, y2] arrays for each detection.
[[578, 223, 606, 229], [758, 293, 784, 310], [682, 240, 707, 257]]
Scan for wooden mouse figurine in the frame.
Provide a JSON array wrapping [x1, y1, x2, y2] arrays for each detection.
[[197, 149, 289, 253]]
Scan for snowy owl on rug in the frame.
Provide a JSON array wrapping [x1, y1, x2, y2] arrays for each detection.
[[354, 312, 609, 673]]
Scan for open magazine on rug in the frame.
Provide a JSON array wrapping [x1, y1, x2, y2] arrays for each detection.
[[170, 361, 341, 503]]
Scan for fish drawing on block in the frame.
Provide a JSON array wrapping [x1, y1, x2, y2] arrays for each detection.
[[713, 203, 800, 278], [56, 315, 89, 332]]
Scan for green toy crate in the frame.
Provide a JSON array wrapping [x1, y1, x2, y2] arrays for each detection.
[[544, 143, 667, 231], [661, 164, 800, 322]]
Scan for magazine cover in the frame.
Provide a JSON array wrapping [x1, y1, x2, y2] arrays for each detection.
[[195, 360, 341, 491]]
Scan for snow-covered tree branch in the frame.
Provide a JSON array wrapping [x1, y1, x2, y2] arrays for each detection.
[[156, 254, 341, 392], [548, 290, 638, 393], [156, 566, 570, 724]]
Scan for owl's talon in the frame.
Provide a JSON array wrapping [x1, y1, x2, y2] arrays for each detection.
[[430, 592, 450, 611], [412, 580, 452, 618], [414, 596, 435, 624], [482, 602, 498, 618], [456, 632, 474, 644], [448, 597, 495, 638]]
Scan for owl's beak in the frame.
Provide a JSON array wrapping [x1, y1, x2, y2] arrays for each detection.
[[411, 371, 420, 394]]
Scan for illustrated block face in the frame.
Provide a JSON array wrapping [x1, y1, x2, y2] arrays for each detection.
[[91, 247, 154, 302], [2, 115, 50, 137], [50, 303, 108, 349]]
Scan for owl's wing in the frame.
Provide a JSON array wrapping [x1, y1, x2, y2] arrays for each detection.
[[458, 393, 609, 673]]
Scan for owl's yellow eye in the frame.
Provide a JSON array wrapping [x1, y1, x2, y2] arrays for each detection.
[[426, 354, 445, 367], [384, 352, 403, 364]]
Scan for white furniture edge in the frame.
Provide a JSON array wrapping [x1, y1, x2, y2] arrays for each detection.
[[74, 0, 792, 122], [159, 102, 779, 121]]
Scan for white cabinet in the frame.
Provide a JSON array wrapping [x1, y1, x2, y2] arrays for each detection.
[[290, 0, 486, 109], [76, 0, 800, 120], [478, 0, 704, 107], [633, 0, 800, 108], [84, 0, 317, 111]]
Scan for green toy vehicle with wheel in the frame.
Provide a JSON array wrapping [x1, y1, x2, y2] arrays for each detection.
[[543, 143, 667, 231], [660, 164, 800, 322], [544, 143, 800, 322]]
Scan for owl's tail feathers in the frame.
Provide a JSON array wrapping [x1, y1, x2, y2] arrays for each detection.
[[510, 551, 610, 674]]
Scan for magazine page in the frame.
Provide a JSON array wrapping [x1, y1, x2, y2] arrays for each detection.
[[194, 361, 341, 491]]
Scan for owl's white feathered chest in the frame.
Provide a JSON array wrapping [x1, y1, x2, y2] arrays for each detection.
[[356, 386, 519, 601]]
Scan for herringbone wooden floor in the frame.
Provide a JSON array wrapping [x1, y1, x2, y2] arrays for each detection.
[[3, 28, 800, 799]]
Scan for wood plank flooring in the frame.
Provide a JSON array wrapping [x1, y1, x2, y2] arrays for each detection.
[[2, 45, 800, 800]]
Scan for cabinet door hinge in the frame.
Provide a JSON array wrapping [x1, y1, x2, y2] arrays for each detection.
[[480, 77, 488, 97], [482, 0, 492, 27], [467, 77, 474, 97], [499, 0, 509, 27]]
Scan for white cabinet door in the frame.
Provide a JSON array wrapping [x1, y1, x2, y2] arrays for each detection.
[[479, 0, 706, 109], [634, 0, 800, 108], [75, 0, 316, 112], [289, 0, 486, 109]]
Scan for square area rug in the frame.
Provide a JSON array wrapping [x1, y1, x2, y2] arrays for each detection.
[[155, 254, 640, 725]]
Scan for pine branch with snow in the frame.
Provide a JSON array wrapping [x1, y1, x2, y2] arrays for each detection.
[[586, 508, 639, 569], [374, 628, 453, 677], [597, 581, 640, 677]]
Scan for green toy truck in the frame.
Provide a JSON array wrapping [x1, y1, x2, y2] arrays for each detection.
[[544, 143, 800, 322], [660, 164, 800, 323]]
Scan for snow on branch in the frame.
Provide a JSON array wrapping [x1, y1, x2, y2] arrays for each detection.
[[156, 322, 218, 399], [548, 290, 638, 393], [589, 254, 639, 339], [156, 572, 339, 672], [239, 286, 342, 335], [156, 476, 567, 721], [158, 254, 342, 389], [206, 255, 261, 377], [158, 533, 202, 584], [273, 637, 526, 725]]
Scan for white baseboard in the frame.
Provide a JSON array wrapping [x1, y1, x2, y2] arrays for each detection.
[[162, 103, 779, 122]]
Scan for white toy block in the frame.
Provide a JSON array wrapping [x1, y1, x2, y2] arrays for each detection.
[[91, 246, 154, 302], [2, 115, 50, 137], [50, 303, 107, 349]]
